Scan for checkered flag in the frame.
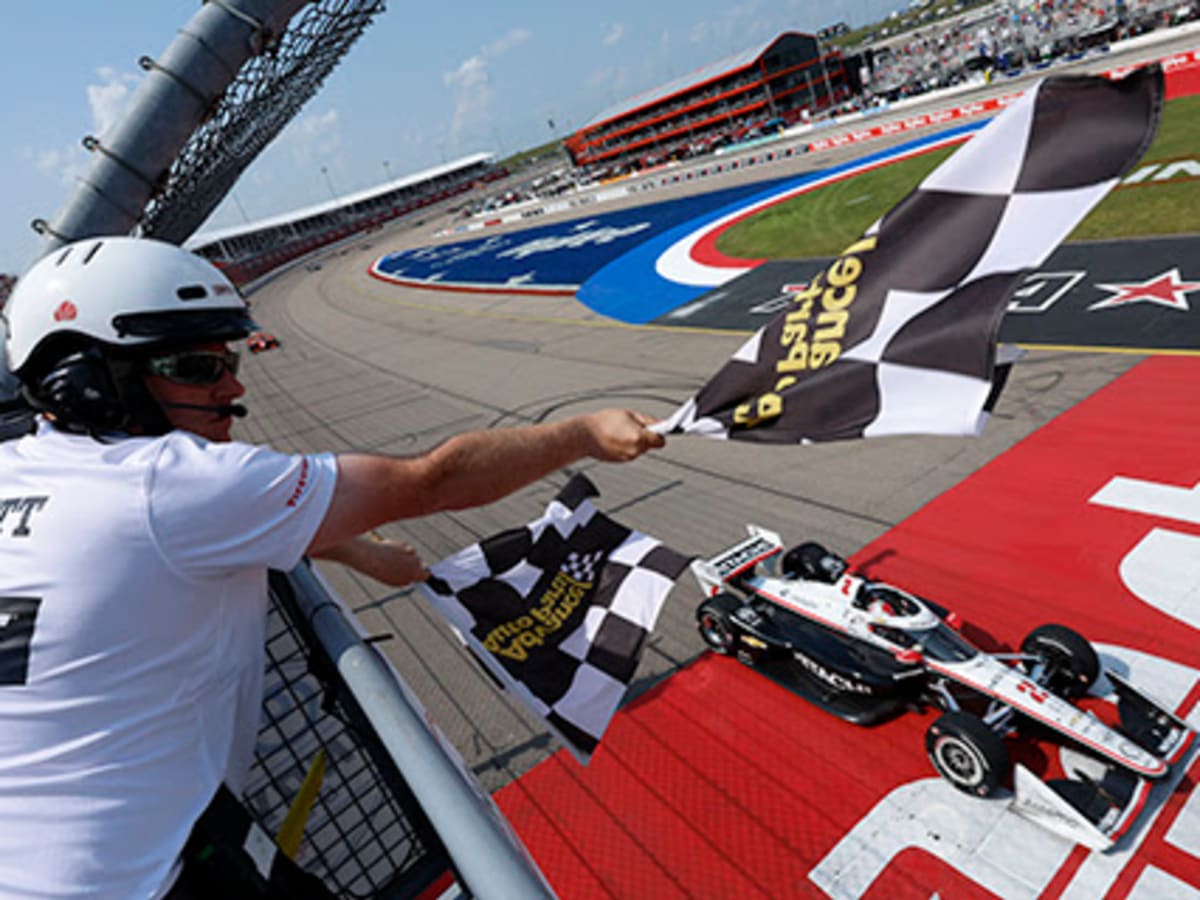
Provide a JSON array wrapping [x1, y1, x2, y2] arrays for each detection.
[[562, 550, 603, 583], [658, 65, 1163, 443], [418, 475, 691, 763]]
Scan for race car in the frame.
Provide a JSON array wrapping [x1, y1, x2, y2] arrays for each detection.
[[693, 526, 1194, 850], [246, 330, 281, 354]]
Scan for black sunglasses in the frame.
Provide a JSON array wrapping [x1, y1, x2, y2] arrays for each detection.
[[144, 349, 240, 386]]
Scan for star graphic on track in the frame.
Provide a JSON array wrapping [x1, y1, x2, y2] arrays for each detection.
[[1088, 269, 1200, 312]]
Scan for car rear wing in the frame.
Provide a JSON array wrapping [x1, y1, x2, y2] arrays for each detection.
[[691, 525, 784, 595]]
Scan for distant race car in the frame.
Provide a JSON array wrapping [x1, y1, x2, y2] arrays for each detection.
[[692, 526, 1194, 850], [246, 331, 280, 354]]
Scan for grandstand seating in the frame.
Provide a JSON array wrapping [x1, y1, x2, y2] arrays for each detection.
[[864, 0, 1197, 97], [189, 156, 504, 287]]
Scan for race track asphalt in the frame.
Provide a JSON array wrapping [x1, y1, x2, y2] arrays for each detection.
[[231, 37, 1195, 787]]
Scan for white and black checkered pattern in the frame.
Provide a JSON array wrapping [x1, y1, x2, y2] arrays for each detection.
[[418, 474, 691, 762], [561, 550, 603, 583], [659, 66, 1163, 444]]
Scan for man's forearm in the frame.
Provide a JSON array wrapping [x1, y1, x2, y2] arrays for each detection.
[[309, 409, 661, 554], [312, 534, 428, 586], [421, 417, 591, 512]]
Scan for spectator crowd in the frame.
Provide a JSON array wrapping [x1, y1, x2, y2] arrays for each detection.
[[866, 0, 1198, 98]]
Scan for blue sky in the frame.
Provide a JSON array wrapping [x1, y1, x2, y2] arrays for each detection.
[[0, 0, 904, 274]]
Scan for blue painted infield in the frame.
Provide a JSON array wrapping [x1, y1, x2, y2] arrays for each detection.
[[576, 121, 985, 324], [373, 120, 986, 322], [372, 179, 795, 291]]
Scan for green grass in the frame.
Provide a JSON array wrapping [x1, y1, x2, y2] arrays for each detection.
[[716, 146, 954, 259], [716, 94, 1200, 261], [496, 140, 566, 172]]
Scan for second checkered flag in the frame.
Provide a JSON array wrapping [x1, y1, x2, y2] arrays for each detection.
[[658, 65, 1163, 443], [419, 475, 690, 762]]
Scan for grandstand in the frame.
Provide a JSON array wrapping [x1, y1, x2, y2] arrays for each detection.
[[187, 153, 503, 285], [563, 32, 856, 176], [861, 0, 1198, 97]]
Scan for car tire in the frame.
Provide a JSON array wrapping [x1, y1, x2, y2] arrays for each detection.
[[696, 592, 741, 656], [1021, 623, 1099, 700], [925, 711, 1009, 797]]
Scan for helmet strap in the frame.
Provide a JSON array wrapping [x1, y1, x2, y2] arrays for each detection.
[[114, 361, 173, 436]]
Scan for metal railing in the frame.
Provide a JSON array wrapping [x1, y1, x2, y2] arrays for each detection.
[[253, 564, 555, 899]]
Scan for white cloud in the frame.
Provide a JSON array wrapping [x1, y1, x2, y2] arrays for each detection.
[[485, 27, 531, 57], [586, 65, 632, 91], [271, 108, 343, 169], [87, 66, 140, 140], [443, 27, 532, 147], [690, 22, 710, 44], [602, 23, 624, 46], [445, 55, 489, 91], [27, 67, 142, 188], [30, 147, 76, 181], [236, 107, 344, 210], [444, 56, 491, 145]]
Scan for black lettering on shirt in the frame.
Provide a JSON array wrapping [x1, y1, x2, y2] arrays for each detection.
[[0, 597, 40, 686], [0, 496, 49, 537]]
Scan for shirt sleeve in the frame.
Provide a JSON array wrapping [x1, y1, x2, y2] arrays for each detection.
[[145, 433, 338, 578]]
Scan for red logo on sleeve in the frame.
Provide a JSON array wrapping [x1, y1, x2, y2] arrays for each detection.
[[285, 458, 311, 508]]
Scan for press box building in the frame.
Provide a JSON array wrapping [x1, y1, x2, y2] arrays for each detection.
[[565, 32, 858, 173]]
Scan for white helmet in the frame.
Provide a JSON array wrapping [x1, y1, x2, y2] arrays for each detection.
[[4, 237, 257, 435], [6, 236, 254, 373]]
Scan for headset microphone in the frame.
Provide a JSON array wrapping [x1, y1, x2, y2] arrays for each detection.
[[163, 402, 248, 418]]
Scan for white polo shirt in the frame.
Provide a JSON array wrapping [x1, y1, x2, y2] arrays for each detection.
[[0, 422, 338, 898]]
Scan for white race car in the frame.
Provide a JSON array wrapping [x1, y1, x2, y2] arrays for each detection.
[[693, 526, 1194, 850]]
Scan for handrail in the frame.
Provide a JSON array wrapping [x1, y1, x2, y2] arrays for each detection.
[[286, 562, 556, 900]]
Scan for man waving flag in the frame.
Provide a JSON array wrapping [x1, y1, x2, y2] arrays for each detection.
[[419, 475, 690, 762], [658, 65, 1163, 443]]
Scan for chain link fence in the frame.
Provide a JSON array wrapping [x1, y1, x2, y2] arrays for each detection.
[[140, 0, 385, 244], [245, 572, 453, 898]]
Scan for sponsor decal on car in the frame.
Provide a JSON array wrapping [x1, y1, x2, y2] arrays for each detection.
[[792, 648, 873, 695], [711, 536, 778, 578]]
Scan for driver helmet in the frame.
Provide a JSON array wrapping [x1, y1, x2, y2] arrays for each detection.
[[862, 586, 910, 618], [5, 237, 257, 437], [868, 596, 897, 617]]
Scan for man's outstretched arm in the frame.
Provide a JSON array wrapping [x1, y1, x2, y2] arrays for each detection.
[[307, 408, 663, 555]]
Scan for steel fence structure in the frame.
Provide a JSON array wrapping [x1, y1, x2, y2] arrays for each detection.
[[249, 571, 452, 898]]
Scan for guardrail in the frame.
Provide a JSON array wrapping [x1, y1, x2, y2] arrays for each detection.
[[251, 563, 556, 899]]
